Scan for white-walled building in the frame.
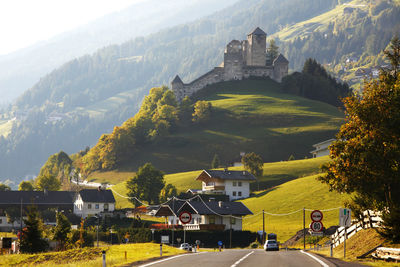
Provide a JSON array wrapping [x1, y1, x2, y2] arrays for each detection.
[[73, 189, 115, 218], [154, 197, 253, 231], [310, 139, 335, 158], [196, 170, 256, 200]]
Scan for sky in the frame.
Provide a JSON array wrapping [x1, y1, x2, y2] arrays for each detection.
[[0, 0, 144, 56]]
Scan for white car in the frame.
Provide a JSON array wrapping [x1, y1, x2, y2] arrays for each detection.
[[264, 240, 279, 251], [179, 243, 192, 251]]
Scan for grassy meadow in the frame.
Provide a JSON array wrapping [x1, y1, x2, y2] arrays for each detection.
[[0, 243, 185, 267], [110, 156, 330, 209], [239, 174, 350, 243]]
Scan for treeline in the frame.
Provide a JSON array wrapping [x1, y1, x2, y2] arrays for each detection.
[[76, 87, 211, 175], [282, 58, 351, 107]]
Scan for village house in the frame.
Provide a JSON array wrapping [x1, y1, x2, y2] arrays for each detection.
[[195, 169, 256, 200], [310, 139, 335, 158], [154, 197, 252, 231], [73, 188, 115, 218]]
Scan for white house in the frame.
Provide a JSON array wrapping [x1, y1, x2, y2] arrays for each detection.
[[195, 170, 256, 200], [154, 197, 253, 231], [310, 139, 335, 158], [73, 189, 116, 218]]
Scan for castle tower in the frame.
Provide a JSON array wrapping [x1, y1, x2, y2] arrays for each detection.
[[273, 54, 289, 82], [171, 75, 185, 101], [223, 40, 244, 81], [246, 27, 267, 66]]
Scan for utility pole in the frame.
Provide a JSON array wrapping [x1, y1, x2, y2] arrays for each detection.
[[20, 198, 23, 235], [172, 197, 175, 247], [303, 207, 306, 250], [262, 209, 265, 244], [229, 215, 232, 249]]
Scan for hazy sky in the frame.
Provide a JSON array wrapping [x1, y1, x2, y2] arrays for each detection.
[[0, 0, 144, 56]]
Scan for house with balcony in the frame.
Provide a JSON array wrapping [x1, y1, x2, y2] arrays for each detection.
[[196, 169, 256, 200], [153, 197, 252, 231]]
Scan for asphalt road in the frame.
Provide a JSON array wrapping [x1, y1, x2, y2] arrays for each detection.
[[136, 249, 365, 267]]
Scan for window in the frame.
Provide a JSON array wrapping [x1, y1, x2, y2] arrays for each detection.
[[95, 204, 99, 209], [209, 216, 215, 224], [230, 217, 236, 225], [238, 182, 242, 187], [238, 191, 242, 197], [104, 204, 109, 211], [233, 181, 237, 186], [88, 204, 92, 209], [233, 191, 236, 196]]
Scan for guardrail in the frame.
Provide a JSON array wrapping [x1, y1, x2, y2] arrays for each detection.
[[372, 247, 400, 261], [331, 210, 382, 248]]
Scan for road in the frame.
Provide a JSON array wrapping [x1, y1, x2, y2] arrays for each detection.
[[137, 249, 366, 267]]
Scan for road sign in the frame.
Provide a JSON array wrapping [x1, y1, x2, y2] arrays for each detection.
[[339, 208, 351, 227], [161, 235, 169, 244], [218, 241, 223, 246], [310, 221, 324, 232], [311, 210, 323, 222], [179, 211, 192, 224]]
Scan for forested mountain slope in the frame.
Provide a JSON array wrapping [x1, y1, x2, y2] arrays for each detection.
[[0, 0, 338, 182], [0, 0, 234, 104]]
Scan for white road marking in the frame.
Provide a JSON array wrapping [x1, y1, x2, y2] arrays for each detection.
[[300, 250, 329, 267], [139, 252, 207, 267], [230, 251, 255, 267]]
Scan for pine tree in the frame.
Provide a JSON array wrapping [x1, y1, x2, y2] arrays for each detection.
[[53, 212, 71, 250], [20, 206, 48, 253]]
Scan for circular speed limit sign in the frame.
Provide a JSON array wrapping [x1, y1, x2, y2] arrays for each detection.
[[310, 221, 324, 232], [179, 211, 192, 224], [310, 210, 323, 222]]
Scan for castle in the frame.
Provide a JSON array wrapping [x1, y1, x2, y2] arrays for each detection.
[[171, 27, 289, 101]]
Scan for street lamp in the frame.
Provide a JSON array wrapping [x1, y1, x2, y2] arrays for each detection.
[[151, 229, 155, 242]]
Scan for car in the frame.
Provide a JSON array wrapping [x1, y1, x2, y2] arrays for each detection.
[[179, 243, 192, 250], [264, 240, 279, 251]]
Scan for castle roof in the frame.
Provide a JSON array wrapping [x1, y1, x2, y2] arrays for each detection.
[[172, 75, 183, 84], [248, 27, 266, 36], [273, 54, 289, 64]]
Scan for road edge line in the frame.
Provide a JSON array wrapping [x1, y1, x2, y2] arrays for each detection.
[[139, 252, 207, 267], [300, 250, 329, 267], [231, 251, 255, 267]]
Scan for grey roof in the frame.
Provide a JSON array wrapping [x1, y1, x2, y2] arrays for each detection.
[[273, 54, 289, 64], [203, 170, 257, 181], [171, 75, 183, 84], [179, 200, 253, 216], [249, 27, 266, 36], [0, 191, 74, 205], [78, 189, 115, 203]]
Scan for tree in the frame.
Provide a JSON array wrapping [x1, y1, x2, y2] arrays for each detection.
[[211, 154, 220, 168], [319, 37, 400, 241], [0, 183, 11, 191], [20, 206, 48, 253], [19, 180, 35, 191], [36, 173, 61, 191], [192, 101, 212, 123], [159, 184, 177, 203], [267, 39, 279, 60], [241, 152, 263, 190], [53, 212, 71, 250], [126, 163, 165, 206]]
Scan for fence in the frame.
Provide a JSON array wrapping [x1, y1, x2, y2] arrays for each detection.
[[331, 210, 382, 248]]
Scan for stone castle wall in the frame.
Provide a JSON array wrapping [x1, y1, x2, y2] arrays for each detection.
[[172, 27, 288, 101]]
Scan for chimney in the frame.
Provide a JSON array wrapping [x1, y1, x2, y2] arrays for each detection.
[[218, 201, 223, 208], [243, 171, 246, 175], [43, 189, 48, 196]]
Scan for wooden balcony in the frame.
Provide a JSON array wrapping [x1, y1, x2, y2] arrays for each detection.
[[203, 185, 225, 191]]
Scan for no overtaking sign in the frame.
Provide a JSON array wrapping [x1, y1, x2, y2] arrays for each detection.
[[179, 212, 192, 224], [310, 210, 323, 222]]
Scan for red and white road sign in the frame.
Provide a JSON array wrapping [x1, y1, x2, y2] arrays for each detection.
[[310, 210, 323, 222], [179, 211, 192, 224], [310, 221, 324, 232]]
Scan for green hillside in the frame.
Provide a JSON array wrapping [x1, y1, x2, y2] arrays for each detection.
[[240, 174, 350, 242], [110, 156, 330, 209], [111, 79, 343, 175]]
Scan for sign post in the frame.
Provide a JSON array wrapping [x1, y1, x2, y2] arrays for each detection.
[[179, 212, 192, 244], [310, 210, 324, 239], [339, 208, 351, 258]]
